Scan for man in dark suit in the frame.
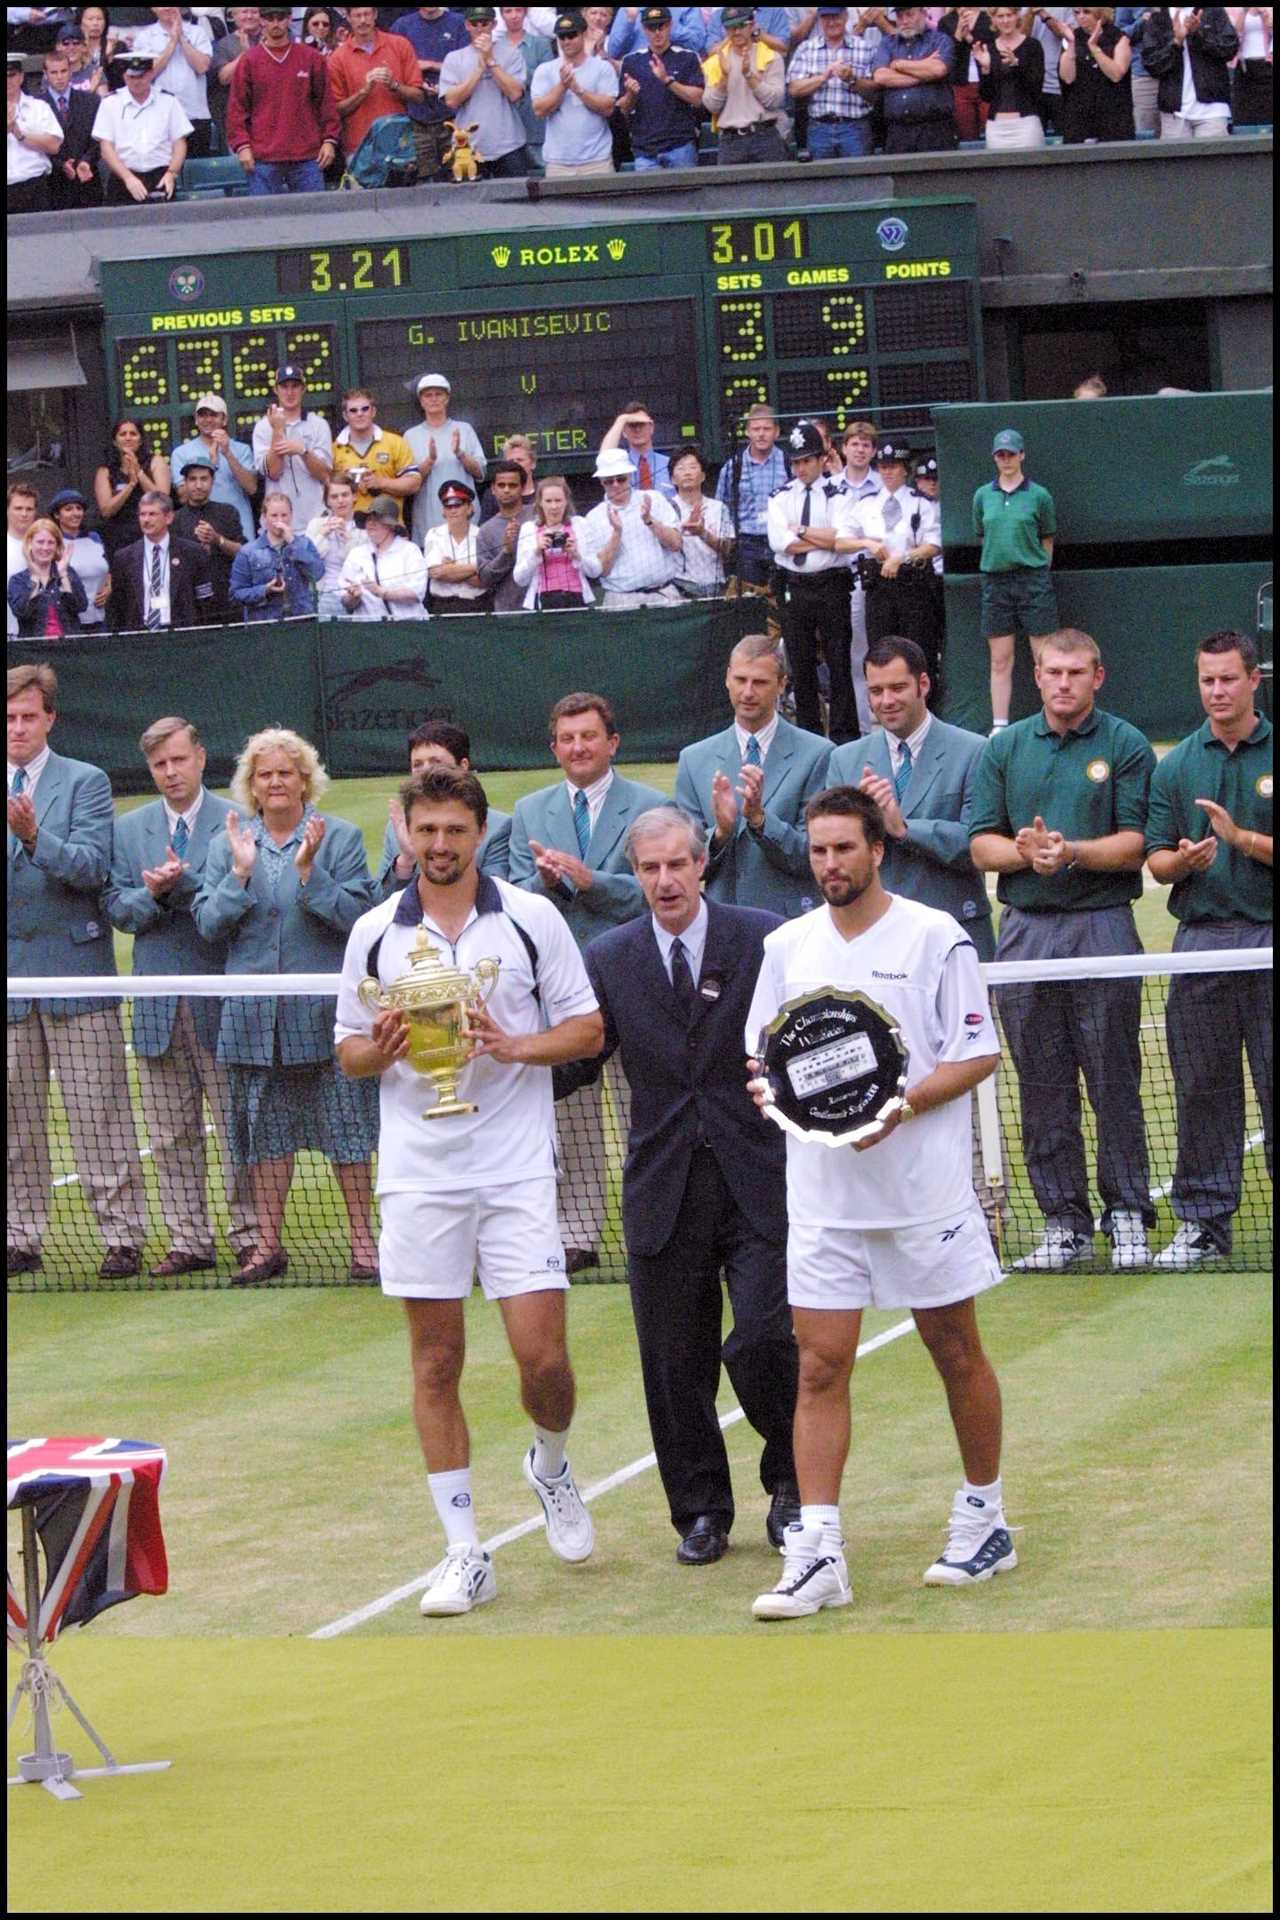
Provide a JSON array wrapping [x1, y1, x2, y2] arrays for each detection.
[[104, 714, 257, 1276], [557, 802, 799, 1567], [112, 490, 214, 633], [38, 43, 103, 210]]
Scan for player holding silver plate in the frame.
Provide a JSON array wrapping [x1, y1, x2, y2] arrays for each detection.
[[336, 766, 605, 1617], [744, 785, 1016, 1619], [755, 986, 908, 1147]]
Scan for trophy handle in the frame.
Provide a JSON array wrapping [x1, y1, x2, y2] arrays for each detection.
[[471, 957, 501, 1011], [357, 978, 388, 1015]]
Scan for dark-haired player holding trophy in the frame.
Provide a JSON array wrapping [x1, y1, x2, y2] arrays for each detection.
[[335, 765, 604, 1617], [744, 786, 1015, 1620]]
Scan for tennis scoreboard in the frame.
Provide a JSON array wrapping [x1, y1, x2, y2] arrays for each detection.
[[100, 199, 982, 463]]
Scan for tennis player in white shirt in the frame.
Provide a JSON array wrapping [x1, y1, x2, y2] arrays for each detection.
[[744, 783, 1017, 1619]]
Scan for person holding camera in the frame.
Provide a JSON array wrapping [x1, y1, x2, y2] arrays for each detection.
[[92, 52, 192, 204], [513, 476, 602, 610], [229, 492, 325, 623]]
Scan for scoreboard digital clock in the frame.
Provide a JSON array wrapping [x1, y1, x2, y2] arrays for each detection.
[[101, 199, 982, 466]]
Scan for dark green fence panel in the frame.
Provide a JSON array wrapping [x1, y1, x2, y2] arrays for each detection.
[[10, 602, 759, 790], [941, 563, 1274, 737], [935, 392, 1272, 548]]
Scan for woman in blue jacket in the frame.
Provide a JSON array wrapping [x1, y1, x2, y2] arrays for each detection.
[[194, 726, 379, 1285]]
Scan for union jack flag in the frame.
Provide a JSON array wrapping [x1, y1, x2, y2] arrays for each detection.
[[7, 1437, 168, 1649]]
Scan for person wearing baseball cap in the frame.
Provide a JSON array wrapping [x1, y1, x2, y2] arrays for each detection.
[[702, 9, 788, 165], [972, 427, 1058, 730], [616, 6, 707, 172], [529, 9, 619, 178], [404, 374, 487, 546], [437, 4, 530, 180], [250, 365, 335, 535], [224, 6, 340, 197], [786, 5, 878, 159], [172, 458, 246, 622], [766, 420, 860, 742], [7, 47, 65, 214], [48, 488, 112, 629], [171, 393, 259, 543], [870, 4, 959, 153], [338, 493, 428, 621], [424, 478, 491, 614]]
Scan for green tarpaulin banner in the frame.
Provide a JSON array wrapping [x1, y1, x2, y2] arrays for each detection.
[[12, 602, 758, 793]]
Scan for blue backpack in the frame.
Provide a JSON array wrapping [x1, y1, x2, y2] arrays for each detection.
[[340, 115, 418, 190]]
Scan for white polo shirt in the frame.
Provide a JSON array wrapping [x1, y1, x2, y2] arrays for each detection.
[[335, 873, 599, 1193], [337, 534, 427, 620], [744, 893, 999, 1229], [92, 86, 194, 171]]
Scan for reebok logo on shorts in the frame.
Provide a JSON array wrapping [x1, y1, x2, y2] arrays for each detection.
[[939, 1223, 963, 1242]]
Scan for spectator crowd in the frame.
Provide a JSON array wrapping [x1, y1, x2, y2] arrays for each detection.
[[7, 7, 1271, 211]]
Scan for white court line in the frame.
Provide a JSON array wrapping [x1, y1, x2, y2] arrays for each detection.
[[308, 1315, 920, 1640]]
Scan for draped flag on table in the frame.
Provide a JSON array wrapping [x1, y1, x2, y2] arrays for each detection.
[[6, 1438, 169, 1648]]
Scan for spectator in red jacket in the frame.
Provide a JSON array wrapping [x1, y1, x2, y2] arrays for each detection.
[[226, 4, 339, 194]]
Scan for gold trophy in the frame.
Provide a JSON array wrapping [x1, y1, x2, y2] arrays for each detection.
[[358, 927, 501, 1118]]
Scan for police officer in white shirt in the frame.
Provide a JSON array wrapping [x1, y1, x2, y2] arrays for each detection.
[[744, 783, 1015, 1621], [8, 51, 64, 215], [338, 494, 427, 620], [840, 440, 945, 703], [335, 762, 604, 1618], [840, 418, 886, 735], [92, 52, 193, 203], [766, 419, 858, 745]]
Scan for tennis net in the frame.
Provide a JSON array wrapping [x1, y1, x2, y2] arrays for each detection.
[[6, 947, 1271, 1289]]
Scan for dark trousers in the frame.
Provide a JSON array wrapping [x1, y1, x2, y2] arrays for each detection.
[[1166, 920, 1273, 1251], [8, 176, 51, 214], [866, 566, 946, 695], [996, 904, 1153, 1235], [883, 118, 959, 154], [781, 568, 858, 743], [626, 1147, 797, 1537], [48, 164, 104, 211], [735, 532, 773, 587], [476, 148, 527, 179], [104, 164, 172, 205]]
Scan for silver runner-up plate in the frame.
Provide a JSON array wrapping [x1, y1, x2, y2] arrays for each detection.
[[756, 987, 909, 1148]]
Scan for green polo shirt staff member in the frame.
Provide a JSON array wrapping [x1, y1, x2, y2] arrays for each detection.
[[970, 627, 1156, 1273], [972, 428, 1058, 733], [1145, 628, 1273, 1270]]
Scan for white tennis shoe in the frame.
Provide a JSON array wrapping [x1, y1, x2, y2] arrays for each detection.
[[523, 1449, 594, 1563], [1011, 1224, 1092, 1272], [1109, 1210, 1152, 1270], [923, 1491, 1018, 1586], [752, 1524, 851, 1620], [1154, 1224, 1226, 1269], [419, 1542, 496, 1616]]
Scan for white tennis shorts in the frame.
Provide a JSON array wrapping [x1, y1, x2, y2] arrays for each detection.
[[787, 1197, 1004, 1311], [378, 1177, 569, 1300]]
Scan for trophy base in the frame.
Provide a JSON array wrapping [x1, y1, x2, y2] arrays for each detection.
[[422, 1094, 478, 1119]]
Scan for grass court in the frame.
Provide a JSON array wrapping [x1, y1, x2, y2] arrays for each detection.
[[7, 767, 1272, 1910]]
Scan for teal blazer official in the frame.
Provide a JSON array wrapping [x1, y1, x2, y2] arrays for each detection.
[[827, 719, 995, 960], [192, 810, 373, 1066], [376, 806, 512, 900], [104, 791, 236, 1058], [508, 773, 667, 950], [674, 718, 832, 920], [8, 751, 116, 1022]]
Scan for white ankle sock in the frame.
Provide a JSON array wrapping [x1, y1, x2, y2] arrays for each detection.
[[428, 1468, 479, 1547], [801, 1503, 843, 1547], [531, 1425, 568, 1481], [963, 1477, 1003, 1519]]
